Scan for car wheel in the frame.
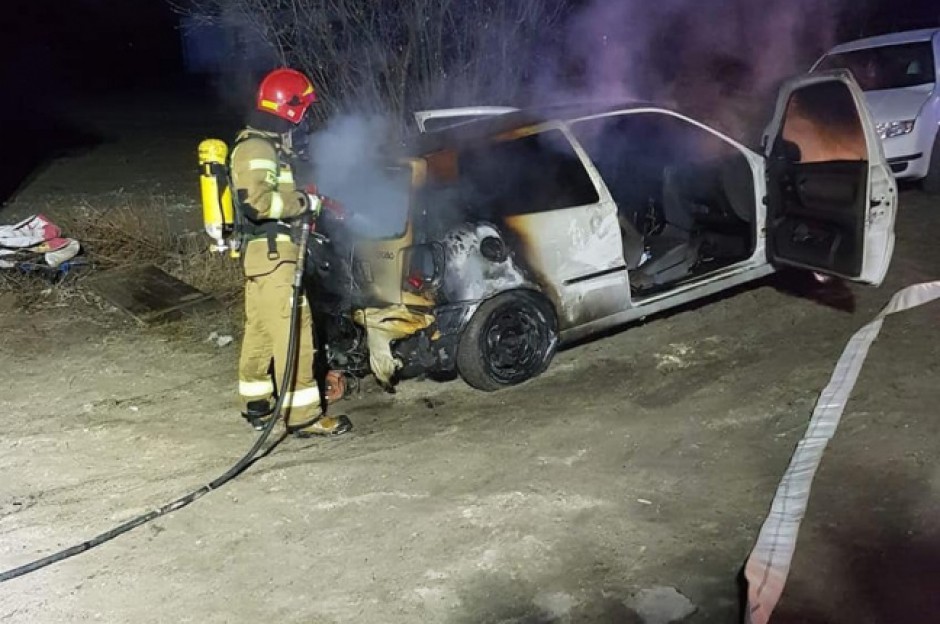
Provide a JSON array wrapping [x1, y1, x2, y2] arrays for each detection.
[[923, 132, 940, 195], [457, 291, 558, 392]]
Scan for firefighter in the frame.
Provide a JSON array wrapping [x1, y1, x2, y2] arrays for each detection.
[[232, 68, 352, 437]]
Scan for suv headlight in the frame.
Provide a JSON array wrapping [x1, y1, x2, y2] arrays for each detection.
[[876, 119, 916, 140]]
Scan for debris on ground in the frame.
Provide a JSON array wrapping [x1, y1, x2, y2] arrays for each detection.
[[631, 586, 697, 624], [654, 343, 695, 372], [0, 214, 85, 280], [207, 331, 234, 348]]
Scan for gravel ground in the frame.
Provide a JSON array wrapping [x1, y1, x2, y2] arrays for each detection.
[[1, 97, 937, 623]]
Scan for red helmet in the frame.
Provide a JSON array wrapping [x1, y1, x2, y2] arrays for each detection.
[[256, 68, 317, 124]]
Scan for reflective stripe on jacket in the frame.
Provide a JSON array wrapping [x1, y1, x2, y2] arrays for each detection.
[[230, 129, 308, 278], [230, 129, 306, 222]]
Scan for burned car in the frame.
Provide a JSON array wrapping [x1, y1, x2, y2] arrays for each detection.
[[312, 71, 897, 392]]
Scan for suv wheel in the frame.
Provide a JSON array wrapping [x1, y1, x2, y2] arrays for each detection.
[[457, 291, 558, 392], [923, 132, 940, 195]]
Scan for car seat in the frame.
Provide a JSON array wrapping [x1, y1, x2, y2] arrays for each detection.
[[719, 157, 754, 224], [661, 165, 698, 237], [631, 234, 704, 289], [618, 213, 647, 270], [696, 157, 755, 259], [629, 166, 705, 289]]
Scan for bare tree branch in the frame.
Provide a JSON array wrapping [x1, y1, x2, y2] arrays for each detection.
[[177, 0, 568, 126]]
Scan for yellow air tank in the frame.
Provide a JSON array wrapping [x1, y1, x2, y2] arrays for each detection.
[[198, 139, 236, 254]]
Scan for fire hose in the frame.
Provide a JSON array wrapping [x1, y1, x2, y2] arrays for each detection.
[[745, 280, 940, 623], [0, 213, 316, 584]]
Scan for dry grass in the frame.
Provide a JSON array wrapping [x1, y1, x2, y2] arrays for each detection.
[[0, 271, 92, 312], [1, 196, 244, 322], [61, 197, 244, 302]]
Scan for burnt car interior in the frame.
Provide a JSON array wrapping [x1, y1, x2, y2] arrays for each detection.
[[417, 114, 760, 301], [419, 129, 599, 241], [416, 129, 602, 309], [766, 81, 869, 277], [572, 113, 756, 295]]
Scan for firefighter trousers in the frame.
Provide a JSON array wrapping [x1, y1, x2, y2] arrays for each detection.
[[238, 256, 320, 428]]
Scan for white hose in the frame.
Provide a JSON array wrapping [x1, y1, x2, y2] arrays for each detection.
[[745, 280, 940, 624]]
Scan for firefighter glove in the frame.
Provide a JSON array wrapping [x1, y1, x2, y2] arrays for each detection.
[[299, 192, 323, 217]]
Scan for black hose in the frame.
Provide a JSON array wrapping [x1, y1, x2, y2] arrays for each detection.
[[0, 214, 314, 584]]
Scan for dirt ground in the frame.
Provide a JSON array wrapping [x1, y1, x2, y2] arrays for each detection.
[[1, 97, 938, 624]]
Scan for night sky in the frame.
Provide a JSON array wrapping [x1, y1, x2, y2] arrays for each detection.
[[2, 0, 936, 99], [0, 0, 936, 205], [3, 0, 182, 93]]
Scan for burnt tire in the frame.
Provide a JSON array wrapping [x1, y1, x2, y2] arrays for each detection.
[[923, 132, 940, 195], [456, 291, 558, 392]]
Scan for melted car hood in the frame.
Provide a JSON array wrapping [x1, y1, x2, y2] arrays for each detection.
[[862, 84, 933, 123]]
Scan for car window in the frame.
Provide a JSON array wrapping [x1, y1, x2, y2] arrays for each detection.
[[779, 81, 867, 164], [432, 129, 599, 222], [816, 42, 936, 91], [571, 113, 747, 231]]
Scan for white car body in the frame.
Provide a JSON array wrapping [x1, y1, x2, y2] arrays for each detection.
[[347, 71, 897, 391], [813, 28, 940, 184]]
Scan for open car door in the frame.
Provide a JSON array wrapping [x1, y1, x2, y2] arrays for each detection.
[[763, 70, 897, 285], [413, 106, 518, 133]]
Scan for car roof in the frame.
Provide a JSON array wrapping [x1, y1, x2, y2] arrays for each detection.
[[405, 100, 669, 156], [827, 28, 940, 54]]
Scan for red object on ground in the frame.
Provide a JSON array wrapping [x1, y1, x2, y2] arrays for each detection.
[[325, 370, 347, 403]]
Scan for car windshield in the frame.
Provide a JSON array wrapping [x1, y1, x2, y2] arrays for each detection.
[[816, 42, 936, 91]]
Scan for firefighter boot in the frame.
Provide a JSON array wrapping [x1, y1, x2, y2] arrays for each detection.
[[287, 414, 353, 438], [242, 399, 274, 431]]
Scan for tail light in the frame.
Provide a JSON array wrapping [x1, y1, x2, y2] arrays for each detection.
[[402, 243, 444, 293]]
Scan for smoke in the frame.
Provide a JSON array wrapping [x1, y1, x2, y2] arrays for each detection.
[[283, 0, 848, 243], [530, 0, 843, 141], [306, 114, 411, 239], [179, 7, 282, 117], [189, 0, 851, 146]]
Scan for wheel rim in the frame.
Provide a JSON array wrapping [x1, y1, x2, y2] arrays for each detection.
[[480, 302, 549, 384]]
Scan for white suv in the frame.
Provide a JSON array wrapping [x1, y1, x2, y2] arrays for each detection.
[[814, 28, 940, 193]]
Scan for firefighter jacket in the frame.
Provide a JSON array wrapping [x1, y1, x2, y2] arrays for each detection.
[[230, 128, 311, 278]]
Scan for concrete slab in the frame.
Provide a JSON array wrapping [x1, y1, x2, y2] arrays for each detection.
[[84, 264, 219, 324]]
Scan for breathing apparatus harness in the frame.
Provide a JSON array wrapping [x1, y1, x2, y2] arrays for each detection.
[[199, 130, 306, 261], [0, 136, 322, 584]]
